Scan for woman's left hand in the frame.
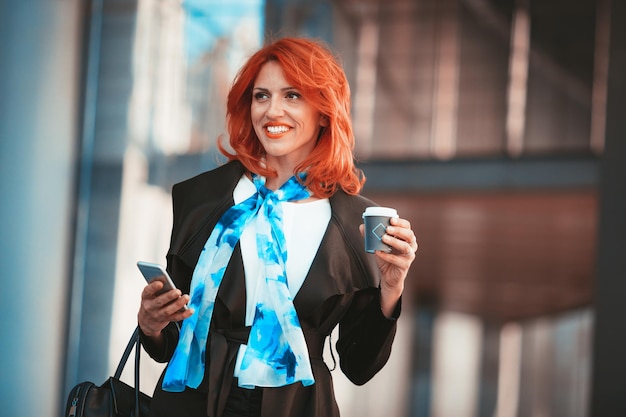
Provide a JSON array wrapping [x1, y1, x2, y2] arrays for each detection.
[[360, 216, 418, 318]]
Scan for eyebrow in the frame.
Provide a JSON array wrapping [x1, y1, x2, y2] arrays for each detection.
[[252, 86, 298, 92]]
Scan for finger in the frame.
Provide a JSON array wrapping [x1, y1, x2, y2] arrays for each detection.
[[165, 294, 191, 315], [142, 280, 165, 299], [411, 235, 419, 253], [154, 289, 184, 310], [154, 295, 193, 326], [386, 223, 414, 242], [169, 300, 194, 321], [390, 216, 411, 229], [375, 248, 415, 268], [380, 235, 406, 256], [403, 232, 418, 254], [170, 309, 194, 323], [384, 226, 416, 249], [140, 292, 192, 330]]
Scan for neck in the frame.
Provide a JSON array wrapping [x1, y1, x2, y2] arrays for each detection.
[[264, 165, 297, 191], [264, 155, 304, 190], [265, 173, 292, 190], [253, 171, 319, 203]]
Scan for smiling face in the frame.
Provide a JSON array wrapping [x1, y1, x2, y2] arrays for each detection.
[[251, 61, 328, 172]]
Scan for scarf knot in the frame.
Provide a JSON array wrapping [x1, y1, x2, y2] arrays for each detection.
[[162, 173, 315, 392]]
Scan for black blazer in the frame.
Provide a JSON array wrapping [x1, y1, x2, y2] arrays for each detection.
[[141, 161, 400, 417]]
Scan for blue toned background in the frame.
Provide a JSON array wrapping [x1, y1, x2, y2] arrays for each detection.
[[1, 1, 625, 417]]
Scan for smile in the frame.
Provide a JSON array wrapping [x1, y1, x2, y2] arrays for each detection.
[[265, 125, 291, 138]]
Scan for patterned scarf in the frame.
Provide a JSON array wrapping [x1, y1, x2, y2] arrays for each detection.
[[162, 174, 315, 392]]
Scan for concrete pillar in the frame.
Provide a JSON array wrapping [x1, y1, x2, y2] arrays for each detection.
[[590, 1, 626, 415], [0, 1, 82, 416]]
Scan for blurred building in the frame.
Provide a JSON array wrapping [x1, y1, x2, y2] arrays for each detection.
[[0, 0, 624, 416]]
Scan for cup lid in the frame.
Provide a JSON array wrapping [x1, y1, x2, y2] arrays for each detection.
[[362, 206, 398, 218]]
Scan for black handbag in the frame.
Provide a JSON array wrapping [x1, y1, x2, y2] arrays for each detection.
[[65, 326, 152, 417]]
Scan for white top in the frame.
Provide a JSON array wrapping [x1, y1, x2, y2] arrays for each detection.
[[231, 174, 331, 375]]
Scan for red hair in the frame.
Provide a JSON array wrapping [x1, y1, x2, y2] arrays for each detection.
[[218, 37, 365, 198]]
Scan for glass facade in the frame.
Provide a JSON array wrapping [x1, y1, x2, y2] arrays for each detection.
[[1, 0, 610, 416]]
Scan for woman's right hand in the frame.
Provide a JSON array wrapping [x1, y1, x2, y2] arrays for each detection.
[[138, 280, 193, 338]]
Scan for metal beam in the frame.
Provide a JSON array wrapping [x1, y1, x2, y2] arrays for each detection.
[[359, 155, 599, 192]]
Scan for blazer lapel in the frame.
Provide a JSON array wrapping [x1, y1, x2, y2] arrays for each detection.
[[215, 246, 247, 326], [293, 190, 382, 319]]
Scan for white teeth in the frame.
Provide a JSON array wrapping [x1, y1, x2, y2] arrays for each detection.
[[266, 125, 289, 134]]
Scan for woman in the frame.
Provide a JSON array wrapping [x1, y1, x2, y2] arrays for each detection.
[[138, 37, 418, 417]]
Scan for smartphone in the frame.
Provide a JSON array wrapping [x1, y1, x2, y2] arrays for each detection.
[[136, 261, 189, 310]]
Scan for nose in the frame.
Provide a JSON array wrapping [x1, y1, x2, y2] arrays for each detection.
[[266, 97, 284, 118]]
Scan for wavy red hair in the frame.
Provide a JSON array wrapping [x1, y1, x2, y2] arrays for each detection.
[[218, 37, 365, 198]]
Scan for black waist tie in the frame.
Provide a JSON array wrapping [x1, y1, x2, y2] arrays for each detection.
[[207, 327, 250, 417], [223, 378, 262, 417], [206, 326, 326, 417]]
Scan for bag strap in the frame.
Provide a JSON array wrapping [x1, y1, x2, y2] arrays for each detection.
[[113, 326, 142, 417]]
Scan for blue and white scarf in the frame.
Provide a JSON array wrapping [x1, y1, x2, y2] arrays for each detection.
[[162, 173, 315, 392]]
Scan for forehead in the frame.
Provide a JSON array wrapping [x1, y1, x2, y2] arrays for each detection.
[[254, 61, 292, 87]]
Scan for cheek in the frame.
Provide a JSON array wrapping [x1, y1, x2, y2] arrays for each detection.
[[306, 113, 323, 132], [250, 105, 262, 123]]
